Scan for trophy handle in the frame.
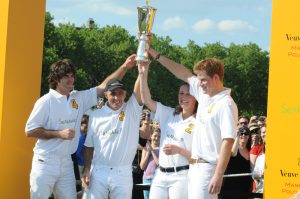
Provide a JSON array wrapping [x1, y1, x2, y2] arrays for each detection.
[[147, 8, 156, 33]]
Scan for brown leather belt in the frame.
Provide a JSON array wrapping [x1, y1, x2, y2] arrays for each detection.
[[189, 158, 209, 164]]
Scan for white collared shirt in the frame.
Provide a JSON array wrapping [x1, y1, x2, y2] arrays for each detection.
[[155, 102, 195, 167], [84, 95, 143, 167], [25, 87, 98, 157], [188, 76, 238, 164]]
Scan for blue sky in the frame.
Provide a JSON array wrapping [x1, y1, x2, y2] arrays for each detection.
[[46, 0, 272, 51]]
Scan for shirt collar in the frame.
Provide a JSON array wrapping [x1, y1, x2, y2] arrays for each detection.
[[49, 89, 66, 99], [210, 87, 231, 102], [103, 101, 124, 114], [49, 89, 76, 99]]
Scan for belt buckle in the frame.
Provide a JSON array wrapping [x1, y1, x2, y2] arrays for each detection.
[[174, 167, 177, 172]]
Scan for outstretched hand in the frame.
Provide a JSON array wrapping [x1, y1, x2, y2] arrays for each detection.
[[123, 54, 137, 70], [147, 48, 158, 60]]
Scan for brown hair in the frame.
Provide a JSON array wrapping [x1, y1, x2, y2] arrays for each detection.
[[193, 58, 224, 81], [47, 59, 76, 89]]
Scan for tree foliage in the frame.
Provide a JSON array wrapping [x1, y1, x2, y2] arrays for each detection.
[[42, 12, 269, 116]]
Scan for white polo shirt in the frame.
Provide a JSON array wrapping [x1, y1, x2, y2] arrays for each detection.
[[154, 102, 195, 167], [25, 88, 98, 157], [84, 95, 143, 167], [188, 76, 238, 164]]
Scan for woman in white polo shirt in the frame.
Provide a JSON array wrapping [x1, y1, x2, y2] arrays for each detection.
[[138, 63, 197, 199]]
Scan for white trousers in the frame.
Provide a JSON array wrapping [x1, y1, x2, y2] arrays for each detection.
[[82, 165, 133, 199], [149, 169, 189, 199], [188, 163, 217, 199], [30, 154, 76, 199]]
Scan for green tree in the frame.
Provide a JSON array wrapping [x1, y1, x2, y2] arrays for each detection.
[[42, 12, 269, 115]]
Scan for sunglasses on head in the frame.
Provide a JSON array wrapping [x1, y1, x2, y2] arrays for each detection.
[[240, 132, 250, 136], [250, 129, 259, 134]]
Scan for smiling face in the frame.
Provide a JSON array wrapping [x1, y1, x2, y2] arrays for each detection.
[[239, 131, 250, 146], [260, 126, 266, 143], [178, 84, 197, 113], [151, 130, 160, 147], [197, 71, 219, 97], [238, 117, 249, 128], [104, 88, 127, 111]]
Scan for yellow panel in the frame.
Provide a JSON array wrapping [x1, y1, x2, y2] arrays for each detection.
[[0, 0, 45, 198], [265, 0, 300, 198]]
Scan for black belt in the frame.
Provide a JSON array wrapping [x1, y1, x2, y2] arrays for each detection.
[[159, 165, 189, 173]]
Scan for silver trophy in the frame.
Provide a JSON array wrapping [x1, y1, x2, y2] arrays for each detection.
[[136, 6, 157, 61]]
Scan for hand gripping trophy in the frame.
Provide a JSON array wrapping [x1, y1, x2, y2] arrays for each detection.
[[136, 1, 157, 61]]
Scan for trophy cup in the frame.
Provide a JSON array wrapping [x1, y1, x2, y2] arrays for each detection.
[[136, 5, 157, 61]]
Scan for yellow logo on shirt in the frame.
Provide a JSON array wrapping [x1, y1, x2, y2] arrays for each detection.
[[71, 99, 78, 109], [185, 123, 195, 134], [207, 103, 216, 113], [119, 111, 125, 121]]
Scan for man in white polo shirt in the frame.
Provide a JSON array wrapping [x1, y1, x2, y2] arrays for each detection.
[[147, 48, 238, 199], [25, 54, 136, 199], [81, 62, 145, 199]]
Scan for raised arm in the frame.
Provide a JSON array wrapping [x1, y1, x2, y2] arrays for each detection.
[[231, 133, 239, 157], [96, 54, 136, 97], [133, 67, 143, 106], [138, 61, 157, 113], [147, 48, 193, 82]]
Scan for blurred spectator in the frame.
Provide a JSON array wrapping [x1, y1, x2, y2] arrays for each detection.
[[250, 115, 258, 124], [76, 114, 89, 177], [257, 116, 266, 127], [249, 123, 263, 170], [238, 115, 249, 128], [219, 126, 252, 199], [252, 125, 266, 195], [140, 128, 160, 199], [132, 109, 152, 199], [139, 109, 152, 140]]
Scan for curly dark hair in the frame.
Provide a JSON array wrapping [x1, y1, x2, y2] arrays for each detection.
[[47, 59, 76, 89]]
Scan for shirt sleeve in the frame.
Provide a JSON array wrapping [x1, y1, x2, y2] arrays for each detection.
[[219, 99, 238, 139], [154, 102, 174, 127], [187, 76, 201, 101], [80, 87, 98, 113], [127, 94, 143, 118], [25, 97, 49, 132]]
